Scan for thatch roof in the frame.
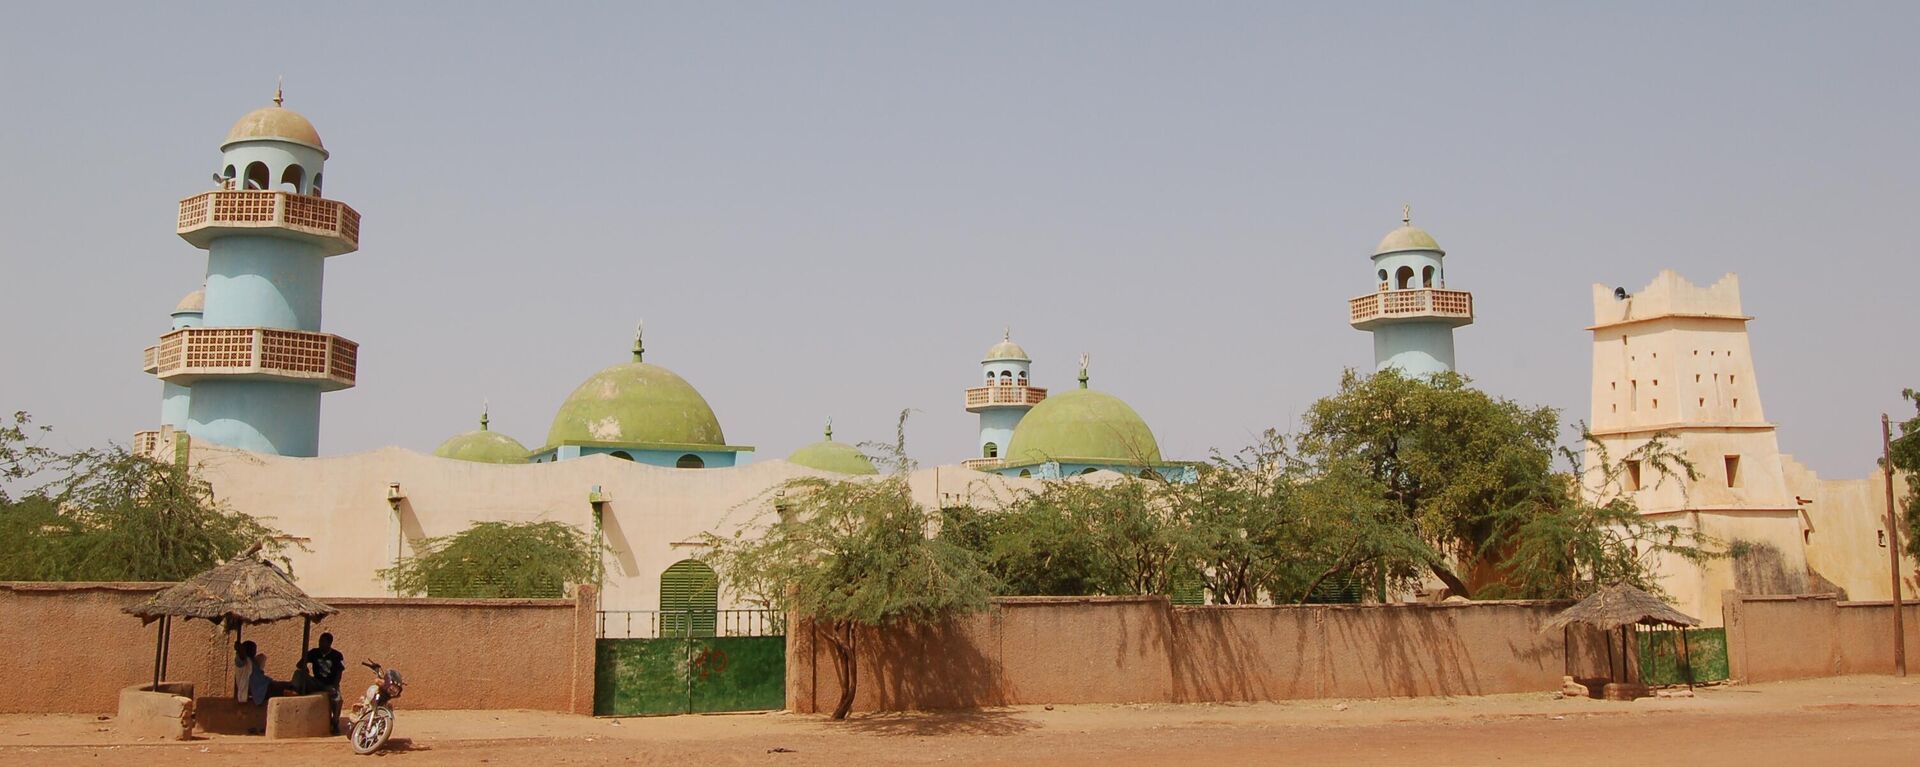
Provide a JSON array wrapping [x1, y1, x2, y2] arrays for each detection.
[[1542, 583, 1700, 633], [123, 545, 336, 627]]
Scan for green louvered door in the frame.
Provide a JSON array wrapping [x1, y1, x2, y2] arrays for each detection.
[[660, 560, 718, 638], [593, 560, 786, 716]]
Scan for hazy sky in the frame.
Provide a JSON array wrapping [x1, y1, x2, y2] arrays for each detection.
[[2, 2, 1915, 477]]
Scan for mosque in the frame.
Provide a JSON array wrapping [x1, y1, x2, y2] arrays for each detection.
[[129, 95, 1906, 623]]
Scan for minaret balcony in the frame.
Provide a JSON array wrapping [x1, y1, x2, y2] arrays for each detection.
[[1349, 288, 1474, 329], [177, 190, 361, 256], [143, 326, 357, 391], [965, 385, 1047, 412]]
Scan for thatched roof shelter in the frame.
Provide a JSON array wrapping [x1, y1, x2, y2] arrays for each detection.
[[124, 544, 336, 628], [1543, 584, 1700, 633]]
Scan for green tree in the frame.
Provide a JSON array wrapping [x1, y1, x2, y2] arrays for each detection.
[[704, 412, 997, 719], [381, 520, 599, 598], [1297, 369, 1562, 597], [1892, 389, 1920, 560], [0, 412, 284, 581]]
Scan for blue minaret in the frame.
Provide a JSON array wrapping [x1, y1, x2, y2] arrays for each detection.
[[1349, 207, 1474, 376], [964, 329, 1045, 465], [144, 87, 362, 456]]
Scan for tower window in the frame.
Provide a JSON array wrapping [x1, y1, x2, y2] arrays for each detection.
[[1395, 266, 1415, 290], [983, 442, 998, 459], [609, 451, 634, 461], [279, 164, 305, 194], [243, 162, 269, 190], [676, 454, 706, 469], [987, 370, 996, 383], [311, 172, 323, 197], [1377, 269, 1388, 288], [1630, 380, 1638, 411], [1421, 266, 1435, 288], [1000, 371, 1013, 384], [1724, 455, 1741, 488], [1624, 460, 1642, 491]]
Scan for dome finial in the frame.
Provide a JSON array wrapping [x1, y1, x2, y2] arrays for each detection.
[[1078, 352, 1091, 389], [1003, 326, 1011, 342], [273, 76, 284, 108], [632, 320, 645, 363], [824, 417, 834, 442], [1402, 203, 1411, 227], [481, 400, 490, 431]]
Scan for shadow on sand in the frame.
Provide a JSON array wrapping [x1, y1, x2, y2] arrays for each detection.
[[838, 709, 1040, 737]]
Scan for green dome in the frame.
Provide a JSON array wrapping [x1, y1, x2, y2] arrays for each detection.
[[788, 439, 879, 475], [434, 428, 529, 464], [544, 362, 727, 449], [1006, 388, 1162, 465]]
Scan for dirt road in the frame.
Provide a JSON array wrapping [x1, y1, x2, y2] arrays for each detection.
[[8, 676, 1918, 766]]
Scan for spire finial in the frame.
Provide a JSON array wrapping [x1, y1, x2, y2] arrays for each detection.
[[632, 320, 645, 363], [824, 417, 834, 442], [1402, 203, 1411, 227], [1003, 326, 1011, 342], [1078, 352, 1091, 389], [274, 77, 284, 108], [480, 400, 490, 431]]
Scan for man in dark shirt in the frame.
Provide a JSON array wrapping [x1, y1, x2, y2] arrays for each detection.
[[300, 632, 346, 735]]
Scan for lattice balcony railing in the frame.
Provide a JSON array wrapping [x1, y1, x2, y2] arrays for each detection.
[[964, 385, 1048, 409], [142, 326, 357, 390], [1349, 288, 1474, 325], [177, 190, 361, 255]]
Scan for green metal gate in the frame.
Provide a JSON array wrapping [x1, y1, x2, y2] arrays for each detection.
[[1636, 627, 1729, 685], [594, 609, 785, 716]]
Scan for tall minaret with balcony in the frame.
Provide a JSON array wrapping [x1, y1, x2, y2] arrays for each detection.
[[142, 88, 362, 457], [963, 330, 1047, 468], [1348, 207, 1474, 376]]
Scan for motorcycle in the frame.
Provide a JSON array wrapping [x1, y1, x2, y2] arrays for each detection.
[[346, 660, 405, 754]]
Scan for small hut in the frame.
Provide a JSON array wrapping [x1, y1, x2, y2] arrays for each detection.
[[1544, 584, 1700, 699], [123, 544, 338, 688]]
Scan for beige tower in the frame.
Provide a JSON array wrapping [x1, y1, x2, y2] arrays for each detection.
[[1586, 271, 1808, 624]]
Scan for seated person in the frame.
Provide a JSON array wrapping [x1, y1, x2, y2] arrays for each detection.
[[248, 652, 275, 708]]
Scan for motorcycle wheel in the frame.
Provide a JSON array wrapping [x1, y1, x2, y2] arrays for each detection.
[[349, 705, 394, 755]]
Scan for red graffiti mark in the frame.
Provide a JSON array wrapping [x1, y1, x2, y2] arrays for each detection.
[[692, 648, 729, 680]]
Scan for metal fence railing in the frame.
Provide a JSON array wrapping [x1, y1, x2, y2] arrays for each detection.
[[596, 609, 784, 639]]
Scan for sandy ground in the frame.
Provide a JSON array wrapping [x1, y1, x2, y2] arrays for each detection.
[[7, 676, 1920, 766]]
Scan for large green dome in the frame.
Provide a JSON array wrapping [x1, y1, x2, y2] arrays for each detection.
[[1006, 388, 1162, 465], [434, 427, 530, 464], [788, 439, 879, 475], [544, 362, 727, 449]]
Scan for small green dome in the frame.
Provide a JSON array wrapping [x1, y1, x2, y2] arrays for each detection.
[[788, 439, 879, 475], [545, 362, 726, 449], [1374, 225, 1443, 257], [1006, 388, 1162, 465], [434, 425, 530, 464]]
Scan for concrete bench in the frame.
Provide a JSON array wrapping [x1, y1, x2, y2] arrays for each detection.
[[118, 682, 195, 741], [266, 693, 335, 739]]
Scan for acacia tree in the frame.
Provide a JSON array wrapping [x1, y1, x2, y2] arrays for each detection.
[[1892, 389, 1920, 560], [381, 520, 599, 598], [704, 413, 996, 720], [0, 411, 285, 581], [1297, 369, 1561, 597]]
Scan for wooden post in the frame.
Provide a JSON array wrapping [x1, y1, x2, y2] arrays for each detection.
[[159, 617, 172, 682], [302, 616, 312, 654], [1885, 414, 1907, 677], [151, 619, 164, 689]]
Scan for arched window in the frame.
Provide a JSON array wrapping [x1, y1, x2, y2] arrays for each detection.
[[1422, 266, 1435, 288], [1000, 371, 1012, 384], [676, 454, 705, 469], [1080, 468, 1099, 476], [659, 559, 718, 638], [311, 172, 323, 197], [1395, 266, 1415, 290], [1017, 371, 1028, 384], [243, 162, 269, 191], [983, 442, 998, 459], [609, 451, 634, 461], [987, 370, 997, 383], [221, 165, 236, 189], [1018, 469, 1032, 478], [1377, 268, 1388, 287], [279, 164, 305, 194]]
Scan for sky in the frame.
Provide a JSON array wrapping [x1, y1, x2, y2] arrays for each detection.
[[1, 2, 1915, 477]]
